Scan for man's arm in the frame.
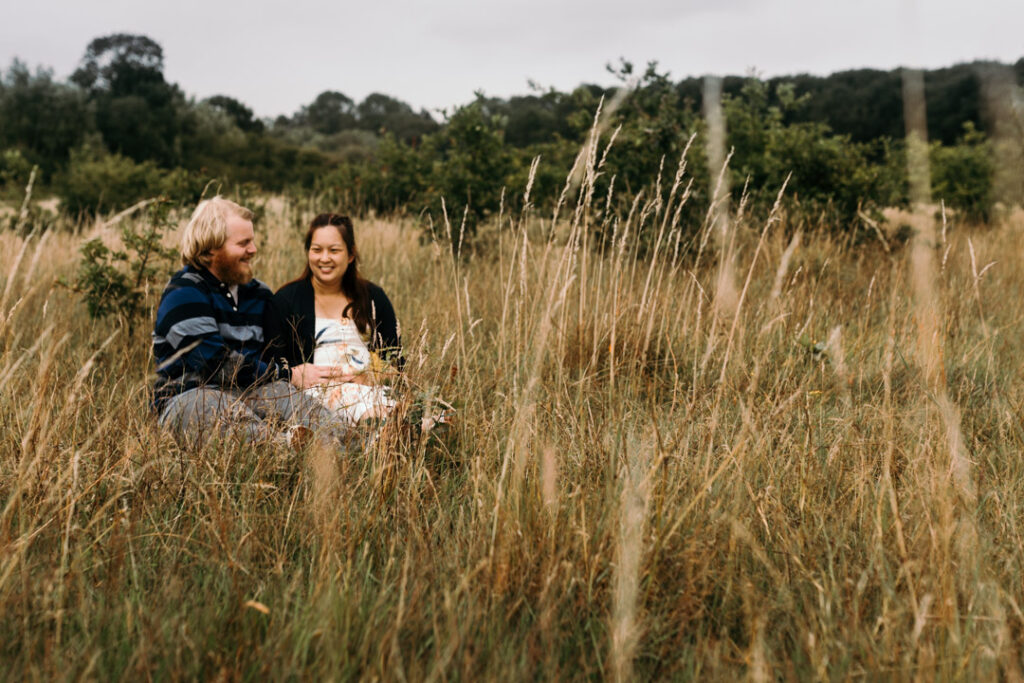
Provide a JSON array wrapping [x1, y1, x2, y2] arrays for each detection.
[[154, 285, 284, 388]]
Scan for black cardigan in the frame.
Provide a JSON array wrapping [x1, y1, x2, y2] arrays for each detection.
[[264, 278, 403, 370]]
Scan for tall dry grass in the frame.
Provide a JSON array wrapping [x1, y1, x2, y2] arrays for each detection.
[[2, 137, 1024, 680]]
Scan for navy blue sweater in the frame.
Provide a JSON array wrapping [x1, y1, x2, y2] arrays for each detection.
[[152, 266, 286, 412]]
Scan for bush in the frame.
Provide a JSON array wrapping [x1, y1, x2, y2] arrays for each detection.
[[421, 102, 516, 234], [67, 199, 176, 334], [930, 122, 994, 221], [0, 148, 34, 192], [58, 147, 163, 215], [158, 167, 215, 206], [57, 147, 216, 216], [725, 80, 906, 228]]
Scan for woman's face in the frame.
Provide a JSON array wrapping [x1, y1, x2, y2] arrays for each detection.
[[308, 225, 353, 289]]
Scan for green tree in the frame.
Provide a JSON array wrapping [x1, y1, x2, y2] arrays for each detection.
[[603, 61, 705, 215], [471, 88, 584, 147], [769, 69, 905, 143], [176, 102, 249, 177], [301, 90, 357, 135], [357, 93, 438, 141], [205, 95, 264, 133], [425, 100, 515, 235], [71, 34, 183, 165], [722, 78, 904, 226], [0, 60, 94, 176], [70, 34, 164, 92]]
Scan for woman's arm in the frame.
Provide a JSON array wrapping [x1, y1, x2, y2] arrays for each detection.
[[264, 283, 313, 368], [266, 295, 357, 389], [369, 284, 404, 370], [262, 295, 290, 368]]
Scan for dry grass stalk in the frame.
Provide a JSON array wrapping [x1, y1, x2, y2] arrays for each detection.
[[2, 107, 1024, 678], [610, 432, 650, 683]]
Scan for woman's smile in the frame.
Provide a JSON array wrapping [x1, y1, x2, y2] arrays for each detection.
[[307, 225, 353, 288]]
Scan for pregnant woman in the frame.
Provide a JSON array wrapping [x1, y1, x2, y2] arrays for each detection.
[[265, 213, 402, 426]]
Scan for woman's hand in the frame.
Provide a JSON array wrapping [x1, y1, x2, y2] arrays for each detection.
[[289, 363, 355, 389]]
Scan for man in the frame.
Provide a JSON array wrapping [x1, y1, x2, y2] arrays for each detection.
[[152, 196, 350, 447]]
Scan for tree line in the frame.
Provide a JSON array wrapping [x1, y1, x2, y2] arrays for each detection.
[[1, 33, 1022, 233]]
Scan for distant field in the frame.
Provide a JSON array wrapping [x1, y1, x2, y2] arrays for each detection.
[[2, 181, 1024, 679]]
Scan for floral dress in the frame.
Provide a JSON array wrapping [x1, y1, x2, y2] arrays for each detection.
[[304, 317, 395, 425]]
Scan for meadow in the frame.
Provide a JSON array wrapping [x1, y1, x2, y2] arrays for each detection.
[[2, 146, 1024, 680]]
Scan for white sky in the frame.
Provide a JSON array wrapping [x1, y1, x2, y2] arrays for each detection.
[[2, 0, 1021, 120]]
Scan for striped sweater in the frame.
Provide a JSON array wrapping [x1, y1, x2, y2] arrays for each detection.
[[151, 266, 287, 412]]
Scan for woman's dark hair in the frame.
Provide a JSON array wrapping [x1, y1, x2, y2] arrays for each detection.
[[298, 213, 372, 334]]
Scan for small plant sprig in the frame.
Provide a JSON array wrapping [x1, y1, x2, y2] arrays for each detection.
[[67, 199, 177, 335]]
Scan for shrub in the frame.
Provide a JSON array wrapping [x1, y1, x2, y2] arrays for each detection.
[[157, 167, 214, 206], [67, 200, 176, 334], [930, 122, 994, 221], [58, 147, 163, 215], [0, 148, 34, 195], [422, 101, 516, 235]]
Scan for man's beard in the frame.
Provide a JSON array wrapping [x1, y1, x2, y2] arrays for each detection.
[[210, 254, 254, 285]]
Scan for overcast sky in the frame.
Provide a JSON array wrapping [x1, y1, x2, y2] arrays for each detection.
[[3, 0, 1022, 120]]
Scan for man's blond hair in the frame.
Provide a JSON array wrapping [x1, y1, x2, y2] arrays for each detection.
[[180, 196, 254, 268]]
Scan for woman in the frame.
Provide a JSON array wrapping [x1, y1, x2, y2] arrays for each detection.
[[265, 213, 402, 425]]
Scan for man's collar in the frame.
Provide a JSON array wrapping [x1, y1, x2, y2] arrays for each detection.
[[184, 264, 262, 294]]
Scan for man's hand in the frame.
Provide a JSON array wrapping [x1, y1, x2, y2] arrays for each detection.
[[288, 363, 355, 389]]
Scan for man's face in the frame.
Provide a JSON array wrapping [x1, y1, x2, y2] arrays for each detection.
[[208, 214, 257, 285]]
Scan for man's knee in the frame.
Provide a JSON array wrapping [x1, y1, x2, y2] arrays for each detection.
[[158, 383, 355, 451], [158, 387, 258, 445], [247, 381, 354, 442], [247, 381, 318, 421], [160, 387, 232, 423]]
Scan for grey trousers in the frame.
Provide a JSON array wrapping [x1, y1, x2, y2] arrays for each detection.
[[158, 381, 355, 449]]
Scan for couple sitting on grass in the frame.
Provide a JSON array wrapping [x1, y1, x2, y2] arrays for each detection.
[[152, 196, 404, 450]]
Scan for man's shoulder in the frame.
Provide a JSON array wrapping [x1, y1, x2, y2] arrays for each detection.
[[159, 267, 210, 303], [163, 266, 210, 293], [161, 268, 271, 300]]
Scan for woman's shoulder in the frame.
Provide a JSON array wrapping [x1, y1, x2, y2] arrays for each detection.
[[366, 281, 397, 311], [273, 278, 312, 303], [270, 279, 315, 323], [365, 280, 391, 301]]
